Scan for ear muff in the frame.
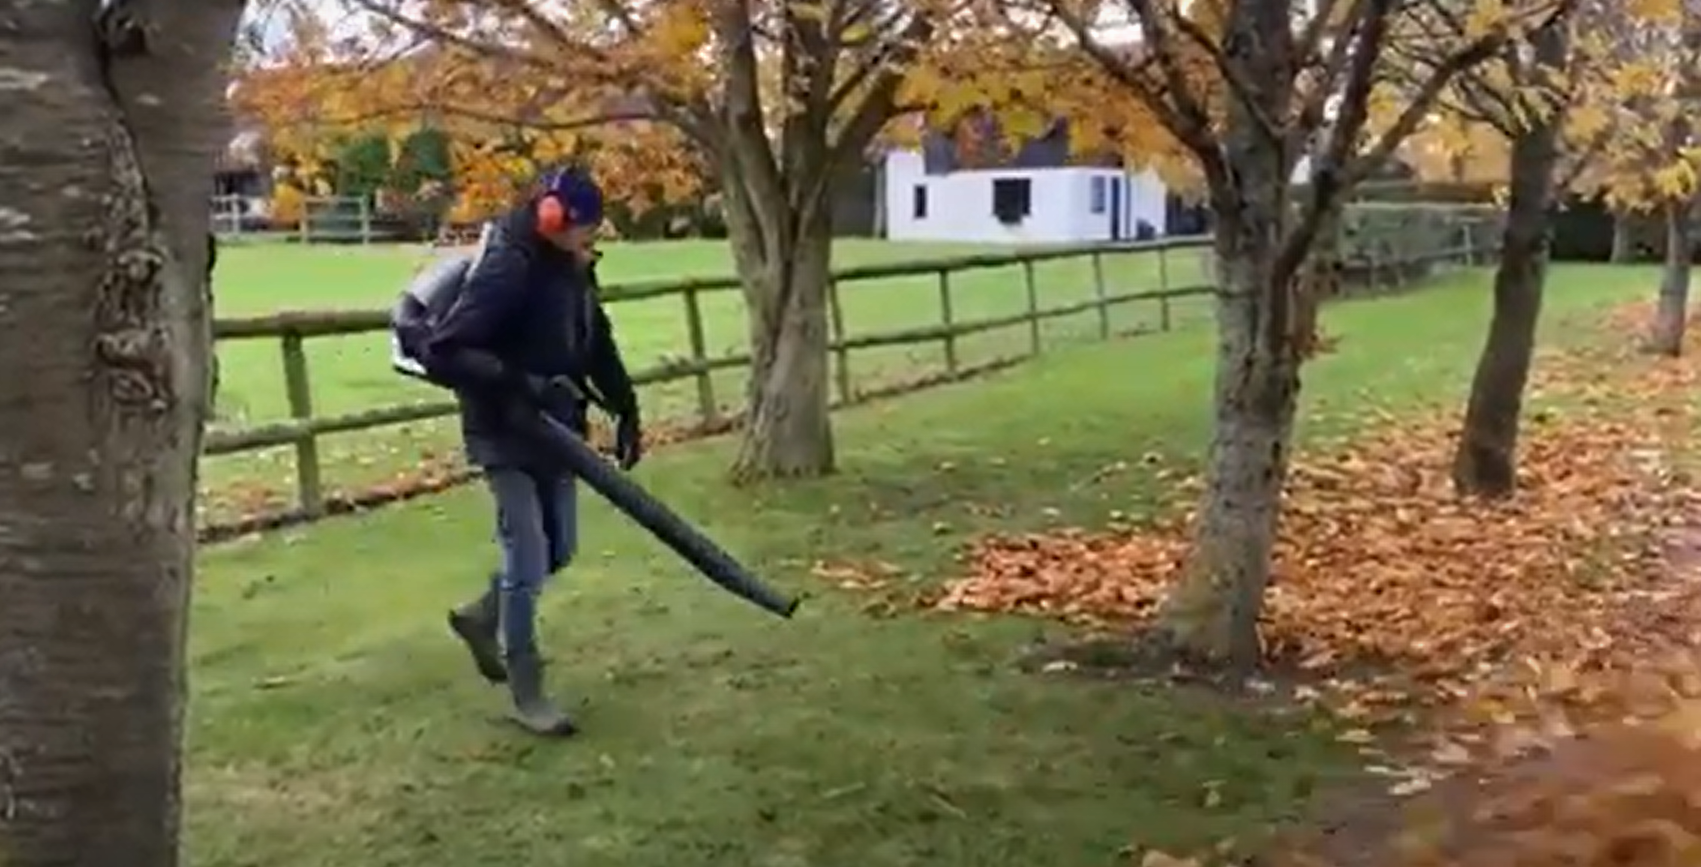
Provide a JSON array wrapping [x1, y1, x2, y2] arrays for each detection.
[[535, 193, 569, 235]]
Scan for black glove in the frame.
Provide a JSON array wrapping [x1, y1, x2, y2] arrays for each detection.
[[614, 412, 643, 470]]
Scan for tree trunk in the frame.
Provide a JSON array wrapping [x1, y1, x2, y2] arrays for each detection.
[[1647, 8, 1701, 356], [0, 4, 239, 866], [1646, 198, 1693, 356], [727, 201, 836, 481], [1148, 0, 1317, 672], [1449, 21, 1566, 499], [1154, 228, 1303, 668], [1610, 210, 1635, 263]]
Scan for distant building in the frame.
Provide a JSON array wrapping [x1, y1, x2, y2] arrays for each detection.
[[880, 112, 1175, 244]]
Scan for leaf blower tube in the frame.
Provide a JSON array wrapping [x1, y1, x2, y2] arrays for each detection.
[[390, 251, 799, 619]]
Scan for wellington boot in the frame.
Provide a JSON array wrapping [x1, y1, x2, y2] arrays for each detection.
[[447, 586, 507, 684], [505, 649, 577, 738]]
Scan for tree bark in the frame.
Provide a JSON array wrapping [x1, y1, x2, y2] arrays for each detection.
[[1154, 229, 1303, 668], [726, 188, 837, 480], [1450, 21, 1566, 499], [1646, 197, 1694, 356], [0, 3, 240, 866], [1643, 3, 1701, 357], [1153, 18, 1308, 668], [1610, 210, 1635, 263], [711, 0, 840, 483]]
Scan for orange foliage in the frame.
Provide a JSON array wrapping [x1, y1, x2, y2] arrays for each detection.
[[233, 33, 706, 224], [914, 308, 1701, 866], [1394, 0, 1699, 204], [812, 313, 1701, 734], [896, 34, 1201, 190], [268, 181, 307, 227], [235, 0, 1187, 224]]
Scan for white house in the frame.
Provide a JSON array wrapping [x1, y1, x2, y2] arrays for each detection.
[[882, 148, 1171, 244]]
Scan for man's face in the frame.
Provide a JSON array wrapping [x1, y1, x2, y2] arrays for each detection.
[[542, 223, 600, 265]]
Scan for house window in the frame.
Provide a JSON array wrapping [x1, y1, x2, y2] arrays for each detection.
[[991, 177, 1031, 225], [912, 184, 928, 219], [1089, 176, 1107, 214]]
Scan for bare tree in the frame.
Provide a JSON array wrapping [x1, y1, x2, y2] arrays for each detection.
[[0, 1, 245, 865]]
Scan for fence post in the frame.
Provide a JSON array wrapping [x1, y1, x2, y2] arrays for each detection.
[[1461, 222, 1476, 266], [1158, 244, 1173, 331], [1022, 258, 1041, 354], [358, 197, 372, 245], [936, 269, 958, 374], [279, 331, 323, 517], [680, 284, 717, 424], [1090, 251, 1110, 340], [299, 199, 312, 245], [827, 278, 853, 404]]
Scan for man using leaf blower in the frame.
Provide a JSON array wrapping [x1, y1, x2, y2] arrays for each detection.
[[395, 167, 642, 737]]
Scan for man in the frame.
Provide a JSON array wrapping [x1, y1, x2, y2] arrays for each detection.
[[405, 167, 642, 737]]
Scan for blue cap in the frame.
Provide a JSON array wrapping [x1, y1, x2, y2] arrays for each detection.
[[540, 166, 605, 227]]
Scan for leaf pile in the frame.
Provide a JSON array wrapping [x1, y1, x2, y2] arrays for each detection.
[[938, 339, 1701, 719], [1262, 654, 1701, 867]]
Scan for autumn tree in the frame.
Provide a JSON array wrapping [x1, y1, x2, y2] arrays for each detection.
[[1387, 0, 1596, 496], [1564, 1, 1701, 354], [1642, 6, 1701, 356], [0, 2, 245, 866], [243, 0, 1122, 480], [1035, 0, 1561, 668]]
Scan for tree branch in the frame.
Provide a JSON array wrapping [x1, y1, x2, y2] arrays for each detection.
[[1048, 0, 1223, 177], [1169, 9, 1282, 142], [342, 0, 556, 69]]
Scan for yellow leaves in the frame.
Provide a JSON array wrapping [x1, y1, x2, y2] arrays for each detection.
[[651, 3, 709, 55], [1463, 0, 1509, 38], [269, 183, 307, 227], [1649, 160, 1698, 199], [1566, 103, 1610, 143], [1628, 0, 1682, 25]]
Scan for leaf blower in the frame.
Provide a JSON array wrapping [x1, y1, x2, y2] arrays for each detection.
[[389, 245, 799, 619]]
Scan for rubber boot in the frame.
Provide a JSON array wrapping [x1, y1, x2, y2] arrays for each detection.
[[447, 582, 507, 684], [505, 648, 577, 737]]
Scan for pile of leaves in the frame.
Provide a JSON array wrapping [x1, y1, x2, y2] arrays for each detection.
[[1256, 655, 1701, 867], [942, 411, 1696, 710], [933, 329, 1701, 721]]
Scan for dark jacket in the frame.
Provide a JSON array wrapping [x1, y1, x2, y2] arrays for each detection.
[[422, 207, 637, 469]]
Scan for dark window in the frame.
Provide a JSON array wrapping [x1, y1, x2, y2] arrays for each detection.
[[912, 184, 928, 218], [1089, 176, 1107, 214], [992, 178, 1032, 224]]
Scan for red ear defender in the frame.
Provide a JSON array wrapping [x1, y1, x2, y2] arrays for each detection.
[[535, 194, 569, 235]]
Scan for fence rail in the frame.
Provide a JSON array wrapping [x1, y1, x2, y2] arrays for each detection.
[[204, 219, 1495, 532]]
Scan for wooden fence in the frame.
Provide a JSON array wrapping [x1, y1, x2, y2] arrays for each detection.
[[299, 195, 377, 244], [204, 222, 1493, 530]]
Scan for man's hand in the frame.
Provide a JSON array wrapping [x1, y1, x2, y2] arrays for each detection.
[[614, 413, 643, 470]]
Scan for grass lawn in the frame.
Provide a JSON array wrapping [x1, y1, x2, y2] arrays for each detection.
[[186, 263, 1653, 867], [201, 238, 1211, 524]]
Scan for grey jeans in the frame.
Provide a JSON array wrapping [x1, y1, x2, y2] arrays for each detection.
[[487, 467, 578, 652]]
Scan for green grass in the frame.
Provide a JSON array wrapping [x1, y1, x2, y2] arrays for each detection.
[[186, 263, 1653, 867], [202, 238, 1211, 524]]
